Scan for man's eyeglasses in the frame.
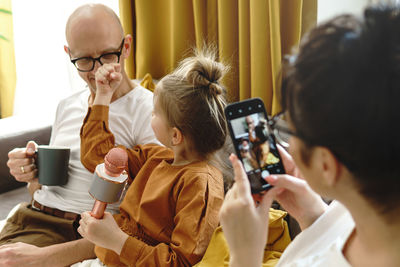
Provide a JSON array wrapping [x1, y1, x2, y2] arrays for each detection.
[[69, 39, 125, 72], [267, 112, 296, 148]]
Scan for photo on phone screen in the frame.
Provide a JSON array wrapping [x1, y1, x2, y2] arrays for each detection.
[[225, 98, 285, 193]]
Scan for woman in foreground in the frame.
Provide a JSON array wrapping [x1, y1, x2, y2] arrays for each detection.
[[220, 4, 400, 267]]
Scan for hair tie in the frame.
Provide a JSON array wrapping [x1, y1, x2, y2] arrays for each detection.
[[207, 80, 223, 96], [339, 32, 359, 53], [208, 81, 220, 87]]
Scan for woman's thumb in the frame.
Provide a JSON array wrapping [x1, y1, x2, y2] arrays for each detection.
[[257, 187, 279, 217]]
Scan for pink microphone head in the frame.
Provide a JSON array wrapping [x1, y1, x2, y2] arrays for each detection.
[[104, 148, 128, 177]]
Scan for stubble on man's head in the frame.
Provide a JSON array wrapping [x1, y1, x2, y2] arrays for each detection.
[[65, 3, 124, 48]]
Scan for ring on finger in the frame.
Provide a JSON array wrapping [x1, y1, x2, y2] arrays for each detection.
[[20, 166, 25, 174]]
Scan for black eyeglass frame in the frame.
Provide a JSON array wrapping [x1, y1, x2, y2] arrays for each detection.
[[69, 38, 125, 72], [267, 112, 297, 147]]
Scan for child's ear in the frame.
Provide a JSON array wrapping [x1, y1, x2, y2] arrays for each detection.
[[171, 127, 183, 146]]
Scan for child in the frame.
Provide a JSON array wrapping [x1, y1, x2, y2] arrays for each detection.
[[77, 49, 228, 266]]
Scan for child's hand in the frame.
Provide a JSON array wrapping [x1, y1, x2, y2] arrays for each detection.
[[93, 63, 122, 105], [78, 211, 128, 255]]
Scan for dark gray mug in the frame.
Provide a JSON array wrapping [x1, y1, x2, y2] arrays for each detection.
[[37, 145, 70, 186]]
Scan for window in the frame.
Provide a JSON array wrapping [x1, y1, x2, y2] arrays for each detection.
[[11, 0, 119, 122]]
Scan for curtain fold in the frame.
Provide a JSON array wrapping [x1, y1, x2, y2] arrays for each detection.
[[218, 0, 239, 103], [119, 0, 317, 114], [119, 0, 135, 79], [0, 0, 16, 118]]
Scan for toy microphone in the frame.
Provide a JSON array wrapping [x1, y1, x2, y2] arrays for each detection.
[[88, 147, 128, 219]]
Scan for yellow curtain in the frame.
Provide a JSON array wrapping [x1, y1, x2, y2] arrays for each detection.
[[0, 0, 16, 118], [119, 0, 317, 115]]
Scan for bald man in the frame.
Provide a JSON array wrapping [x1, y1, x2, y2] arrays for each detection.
[[0, 4, 157, 266]]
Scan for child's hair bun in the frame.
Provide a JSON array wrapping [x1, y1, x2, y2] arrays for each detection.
[[184, 49, 228, 96], [157, 47, 229, 157]]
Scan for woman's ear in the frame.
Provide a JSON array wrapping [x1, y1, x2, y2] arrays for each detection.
[[314, 147, 343, 188], [171, 127, 183, 146]]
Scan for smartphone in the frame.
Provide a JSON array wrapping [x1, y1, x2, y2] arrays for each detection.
[[225, 98, 285, 193]]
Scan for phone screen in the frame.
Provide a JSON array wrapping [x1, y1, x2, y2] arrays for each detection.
[[225, 98, 285, 193]]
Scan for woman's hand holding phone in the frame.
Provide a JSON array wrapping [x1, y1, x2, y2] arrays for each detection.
[[223, 98, 327, 231], [225, 98, 286, 193], [220, 148, 328, 267], [266, 145, 328, 230], [220, 154, 280, 267]]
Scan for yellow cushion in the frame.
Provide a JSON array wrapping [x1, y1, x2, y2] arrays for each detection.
[[140, 73, 156, 92], [194, 208, 291, 267]]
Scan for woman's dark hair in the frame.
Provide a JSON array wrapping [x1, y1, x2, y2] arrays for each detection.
[[282, 4, 400, 214]]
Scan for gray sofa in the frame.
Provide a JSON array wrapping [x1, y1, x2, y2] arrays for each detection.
[[0, 116, 52, 219], [0, 117, 52, 193]]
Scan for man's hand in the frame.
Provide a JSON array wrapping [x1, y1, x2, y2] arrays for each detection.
[[94, 63, 122, 105], [78, 212, 128, 255], [7, 141, 38, 183], [0, 242, 53, 267], [0, 239, 96, 267]]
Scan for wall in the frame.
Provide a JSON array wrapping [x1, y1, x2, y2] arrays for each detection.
[[318, 0, 400, 23], [318, 0, 370, 23]]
